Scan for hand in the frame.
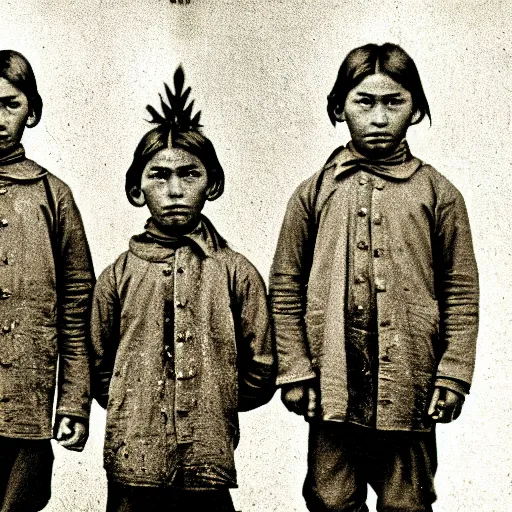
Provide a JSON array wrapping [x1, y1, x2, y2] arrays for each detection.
[[55, 416, 88, 451], [427, 387, 464, 423], [281, 382, 317, 419]]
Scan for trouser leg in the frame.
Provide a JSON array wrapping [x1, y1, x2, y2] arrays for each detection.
[[369, 430, 437, 512], [106, 481, 235, 512], [303, 422, 368, 512], [0, 438, 53, 512]]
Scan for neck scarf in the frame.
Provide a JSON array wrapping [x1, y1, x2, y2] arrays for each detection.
[[0, 144, 25, 166], [334, 139, 421, 181], [144, 218, 184, 247]]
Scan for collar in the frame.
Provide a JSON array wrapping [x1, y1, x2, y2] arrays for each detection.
[[0, 144, 25, 166], [129, 215, 227, 263], [327, 140, 422, 181], [0, 145, 48, 182]]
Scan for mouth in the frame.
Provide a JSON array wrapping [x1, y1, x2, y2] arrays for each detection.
[[364, 133, 394, 141], [161, 206, 192, 216]]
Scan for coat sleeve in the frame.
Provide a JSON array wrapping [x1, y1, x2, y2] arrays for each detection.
[[54, 187, 95, 422], [89, 264, 120, 409], [269, 177, 319, 386], [232, 255, 276, 412], [433, 180, 479, 389]]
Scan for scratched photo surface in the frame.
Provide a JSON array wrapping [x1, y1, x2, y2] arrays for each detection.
[[1, 1, 511, 510]]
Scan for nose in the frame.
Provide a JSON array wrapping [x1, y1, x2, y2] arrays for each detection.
[[371, 103, 388, 127], [166, 174, 184, 197]]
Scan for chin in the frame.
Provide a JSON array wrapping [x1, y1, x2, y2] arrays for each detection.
[[363, 143, 398, 157], [157, 217, 197, 234]]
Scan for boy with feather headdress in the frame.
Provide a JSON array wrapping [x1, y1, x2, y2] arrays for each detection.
[[90, 67, 275, 512]]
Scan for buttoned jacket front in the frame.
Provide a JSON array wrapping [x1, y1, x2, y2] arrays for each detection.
[[91, 218, 275, 488], [270, 146, 479, 432], [0, 157, 94, 439]]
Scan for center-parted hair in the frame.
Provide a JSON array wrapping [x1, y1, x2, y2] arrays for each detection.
[[125, 66, 224, 205], [327, 43, 431, 126], [0, 50, 43, 126]]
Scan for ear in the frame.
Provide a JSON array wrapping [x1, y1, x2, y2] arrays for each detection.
[[206, 180, 223, 202], [25, 110, 38, 128], [333, 106, 345, 123], [410, 110, 422, 125], [128, 186, 146, 207]]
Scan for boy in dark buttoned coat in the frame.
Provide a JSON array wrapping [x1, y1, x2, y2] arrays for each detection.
[[270, 43, 479, 512], [90, 67, 275, 512], [0, 50, 94, 511]]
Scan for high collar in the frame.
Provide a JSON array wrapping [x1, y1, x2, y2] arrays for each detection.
[[0, 144, 25, 165], [129, 215, 227, 263], [0, 144, 48, 182], [327, 140, 422, 181]]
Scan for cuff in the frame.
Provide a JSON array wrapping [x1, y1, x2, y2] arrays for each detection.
[[435, 377, 469, 397]]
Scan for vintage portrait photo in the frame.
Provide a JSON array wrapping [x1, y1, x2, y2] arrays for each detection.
[[0, 1, 510, 510]]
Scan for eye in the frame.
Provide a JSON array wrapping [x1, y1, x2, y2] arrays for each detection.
[[356, 97, 373, 107], [385, 97, 405, 107], [147, 169, 169, 181], [179, 168, 201, 179], [8, 101, 21, 109]]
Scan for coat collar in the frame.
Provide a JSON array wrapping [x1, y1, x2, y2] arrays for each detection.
[[325, 141, 422, 181], [129, 215, 227, 263]]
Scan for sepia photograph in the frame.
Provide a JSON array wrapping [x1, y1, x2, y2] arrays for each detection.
[[0, 1, 510, 510]]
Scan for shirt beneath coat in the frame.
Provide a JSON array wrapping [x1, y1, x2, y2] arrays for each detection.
[[270, 142, 479, 432]]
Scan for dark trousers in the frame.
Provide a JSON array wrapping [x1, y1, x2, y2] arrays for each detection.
[[303, 422, 437, 512], [0, 437, 54, 512], [106, 481, 236, 512]]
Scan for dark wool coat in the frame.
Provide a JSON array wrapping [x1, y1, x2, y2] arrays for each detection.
[[270, 146, 479, 432], [91, 218, 275, 488], [0, 155, 94, 440]]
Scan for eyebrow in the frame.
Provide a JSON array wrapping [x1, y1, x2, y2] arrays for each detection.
[[0, 95, 21, 101], [355, 92, 404, 98], [148, 164, 198, 172]]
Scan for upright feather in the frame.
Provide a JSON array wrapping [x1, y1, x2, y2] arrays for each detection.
[[146, 66, 203, 130]]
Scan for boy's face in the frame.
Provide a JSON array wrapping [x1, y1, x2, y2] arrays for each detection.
[[139, 147, 210, 234], [341, 73, 414, 158], [0, 78, 31, 154]]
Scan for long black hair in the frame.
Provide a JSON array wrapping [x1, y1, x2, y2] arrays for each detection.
[[327, 43, 431, 126], [0, 50, 43, 126]]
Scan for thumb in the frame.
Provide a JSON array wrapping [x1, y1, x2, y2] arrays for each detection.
[[427, 387, 441, 417], [307, 387, 317, 419], [56, 417, 73, 440]]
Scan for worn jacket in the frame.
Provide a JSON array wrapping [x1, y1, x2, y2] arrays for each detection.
[[0, 150, 94, 440], [270, 145, 479, 432], [91, 217, 275, 488]]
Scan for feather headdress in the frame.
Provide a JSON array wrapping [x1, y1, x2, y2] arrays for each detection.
[[146, 66, 202, 131]]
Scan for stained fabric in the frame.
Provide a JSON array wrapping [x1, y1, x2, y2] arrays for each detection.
[[0, 149, 94, 439], [270, 143, 479, 432], [91, 216, 275, 488]]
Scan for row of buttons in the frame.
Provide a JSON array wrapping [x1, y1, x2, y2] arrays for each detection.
[[357, 208, 382, 225], [162, 266, 185, 277], [353, 275, 386, 291], [0, 186, 10, 304], [360, 176, 385, 190], [357, 242, 383, 258]]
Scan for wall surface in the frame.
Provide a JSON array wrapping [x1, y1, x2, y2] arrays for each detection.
[[1, 1, 511, 510]]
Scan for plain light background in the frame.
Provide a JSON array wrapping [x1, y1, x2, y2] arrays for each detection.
[[1, 0, 511, 510]]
